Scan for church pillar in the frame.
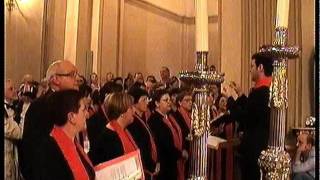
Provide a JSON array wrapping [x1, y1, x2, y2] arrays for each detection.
[[64, 0, 80, 65]]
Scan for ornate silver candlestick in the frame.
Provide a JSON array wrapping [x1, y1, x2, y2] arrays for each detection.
[[257, 26, 299, 180], [179, 1, 224, 179], [179, 53, 224, 180]]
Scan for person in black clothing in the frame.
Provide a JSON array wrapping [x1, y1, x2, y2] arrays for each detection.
[[148, 89, 188, 180], [88, 92, 138, 165], [210, 95, 232, 138], [225, 53, 274, 180], [86, 81, 123, 152], [171, 90, 193, 177], [127, 87, 160, 179], [169, 88, 180, 112], [34, 90, 95, 180], [172, 90, 193, 149], [21, 60, 80, 179]]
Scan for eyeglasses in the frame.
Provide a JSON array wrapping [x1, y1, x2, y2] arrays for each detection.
[[55, 71, 78, 78]]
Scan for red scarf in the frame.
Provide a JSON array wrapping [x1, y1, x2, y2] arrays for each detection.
[[134, 113, 158, 162], [108, 121, 138, 154], [178, 107, 192, 130], [50, 127, 93, 180], [162, 115, 183, 150], [162, 113, 184, 180], [254, 76, 272, 89]]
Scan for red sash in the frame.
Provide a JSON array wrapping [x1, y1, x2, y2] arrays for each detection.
[[108, 121, 138, 154], [163, 114, 184, 180], [254, 76, 272, 89], [50, 127, 93, 180], [134, 113, 158, 162], [178, 107, 192, 130]]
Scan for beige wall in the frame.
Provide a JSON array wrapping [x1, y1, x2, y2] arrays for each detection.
[[42, 0, 67, 76], [98, 0, 220, 81], [99, 0, 120, 79], [122, 0, 183, 79], [220, 0, 242, 86], [5, 0, 44, 84], [286, 0, 315, 127], [300, 0, 315, 121], [76, 0, 93, 76]]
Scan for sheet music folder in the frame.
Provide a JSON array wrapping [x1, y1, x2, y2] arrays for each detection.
[[94, 150, 144, 180], [207, 135, 227, 150]]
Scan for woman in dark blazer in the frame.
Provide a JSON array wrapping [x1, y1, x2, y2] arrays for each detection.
[[88, 92, 138, 166], [34, 90, 95, 180], [127, 87, 160, 179], [147, 89, 188, 180]]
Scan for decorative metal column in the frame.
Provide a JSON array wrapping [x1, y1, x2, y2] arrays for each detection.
[[178, 0, 224, 179], [257, 0, 300, 179]]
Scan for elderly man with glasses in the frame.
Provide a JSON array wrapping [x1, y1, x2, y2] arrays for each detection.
[[20, 60, 79, 180]]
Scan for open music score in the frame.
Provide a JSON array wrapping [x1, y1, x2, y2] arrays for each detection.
[[94, 150, 144, 180], [207, 135, 227, 150]]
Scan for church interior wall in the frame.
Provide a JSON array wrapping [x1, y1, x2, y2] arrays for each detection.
[[4, 0, 315, 127], [5, 0, 45, 83]]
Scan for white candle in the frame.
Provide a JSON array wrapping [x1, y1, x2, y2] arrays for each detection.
[[195, 0, 208, 52], [276, 0, 290, 28]]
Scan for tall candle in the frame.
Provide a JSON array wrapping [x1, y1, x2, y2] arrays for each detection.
[[276, 0, 290, 28], [195, 0, 208, 52]]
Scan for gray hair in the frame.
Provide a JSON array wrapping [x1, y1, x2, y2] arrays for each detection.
[[45, 60, 64, 81]]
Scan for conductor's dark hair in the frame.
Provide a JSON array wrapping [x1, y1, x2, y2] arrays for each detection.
[[48, 90, 83, 126], [252, 53, 274, 76]]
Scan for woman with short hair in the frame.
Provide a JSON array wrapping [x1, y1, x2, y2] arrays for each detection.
[[88, 92, 138, 165], [35, 90, 95, 180], [127, 87, 160, 179], [147, 89, 188, 180]]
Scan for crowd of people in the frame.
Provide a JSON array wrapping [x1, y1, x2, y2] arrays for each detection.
[[4, 54, 315, 180]]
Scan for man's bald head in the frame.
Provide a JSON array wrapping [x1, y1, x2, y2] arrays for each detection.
[[46, 60, 79, 91]]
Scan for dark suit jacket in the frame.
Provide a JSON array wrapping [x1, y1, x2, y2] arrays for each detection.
[[228, 86, 270, 180], [88, 127, 124, 166], [21, 89, 54, 179], [147, 111, 182, 180], [33, 136, 95, 180], [22, 89, 54, 140], [127, 114, 157, 173], [86, 106, 108, 151]]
